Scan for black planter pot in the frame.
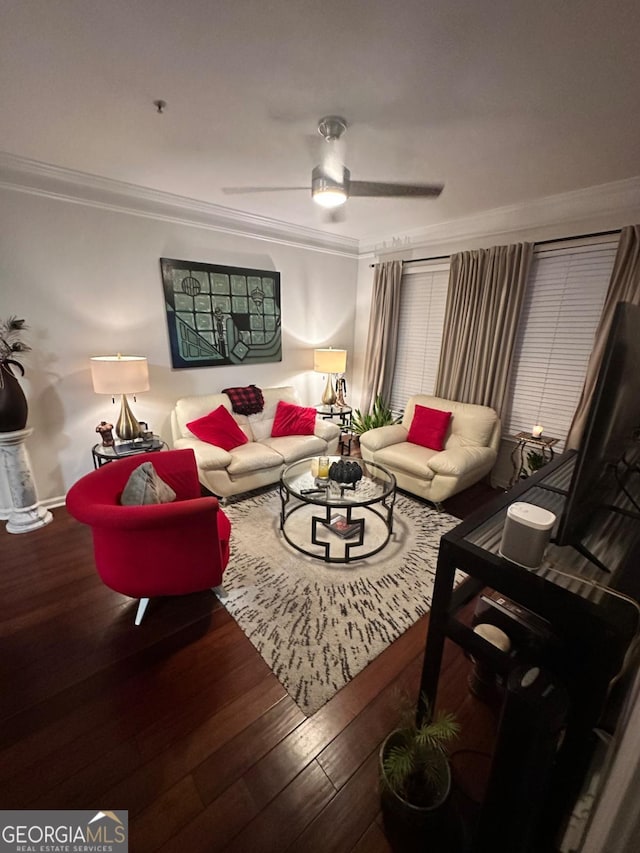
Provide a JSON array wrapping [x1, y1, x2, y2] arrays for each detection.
[[379, 731, 452, 851], [0, 360, 28, 432]]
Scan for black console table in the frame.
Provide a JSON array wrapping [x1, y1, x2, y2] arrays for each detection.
[[419, 451, 639, 851]]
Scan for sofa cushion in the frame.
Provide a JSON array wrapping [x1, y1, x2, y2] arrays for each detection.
[[271, 400, 316, 437], [448, 405, 498, 449], [226, 442, 284, 476], [186, 405, 249, 451], [261, 434, 327, 462], [120, 461, 177, 506], [373, 442, 437, 480], [174, 437, 233, 471], [249, 386, 300, 441], [407, 405, 452, 451]]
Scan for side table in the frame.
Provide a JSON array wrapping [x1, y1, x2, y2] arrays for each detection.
[[509, 432, 559, 487], [315, 404, 353, 426], [338, 427, 358, 456], [316, 405, 354, 456], [92, 436, 167, 469]]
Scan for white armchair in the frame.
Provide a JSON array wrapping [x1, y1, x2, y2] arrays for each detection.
[[359, 394, 500, 506]]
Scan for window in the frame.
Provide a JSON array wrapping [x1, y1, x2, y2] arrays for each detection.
[[504, 242, 617, 449], [389, 239, 618, 446], [390, 264, 449, 413]]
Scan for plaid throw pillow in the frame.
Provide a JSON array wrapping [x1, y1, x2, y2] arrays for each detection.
[[222, 385, 265, 415]]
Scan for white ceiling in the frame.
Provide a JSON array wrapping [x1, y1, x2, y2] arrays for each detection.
[[1, 0, 639, 243]]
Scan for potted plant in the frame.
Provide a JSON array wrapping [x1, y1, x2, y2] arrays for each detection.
[[526, 449, 546, 474], [379, 695, 459, 844], [0, 316, 31, 432], [351, 394, 401, 436]]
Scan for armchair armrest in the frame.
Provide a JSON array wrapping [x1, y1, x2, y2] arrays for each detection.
[[427, 445, 497, 477], [360, 424, 408, 452], [69, 493, 223, 530]]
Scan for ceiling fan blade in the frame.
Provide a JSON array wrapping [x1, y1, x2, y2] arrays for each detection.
[[349, 180, 444, 198], [222, 186, 309, 195]]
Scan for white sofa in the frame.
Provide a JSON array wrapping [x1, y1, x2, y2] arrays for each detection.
[[171, 386, 340, 498], [359, 394, 500, 505]]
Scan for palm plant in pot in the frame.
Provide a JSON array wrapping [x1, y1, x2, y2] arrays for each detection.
[[379, 694, 460, 843], [0, 316, 31, 432], [351, 394, 400, 436]]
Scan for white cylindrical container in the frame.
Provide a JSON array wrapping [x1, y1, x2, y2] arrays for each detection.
[[499, 502, 556, 570]]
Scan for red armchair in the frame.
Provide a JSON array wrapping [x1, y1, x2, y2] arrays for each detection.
[[66, 448, 231, 625]]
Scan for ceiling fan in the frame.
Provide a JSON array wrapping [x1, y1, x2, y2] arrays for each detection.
[[222, 116, 444, 210]]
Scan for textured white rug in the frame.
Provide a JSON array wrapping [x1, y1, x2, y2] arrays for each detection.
[[218, 488, 459, 715]]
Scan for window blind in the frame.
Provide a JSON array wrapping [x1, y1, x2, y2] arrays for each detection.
[[390, 265, 449, 413], [504, 243, 616, 449]]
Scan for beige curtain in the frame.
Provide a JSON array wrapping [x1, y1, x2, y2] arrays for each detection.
[[566, 225, 640, 449], [360, 260, 403, 413], [434, 242, 533, 417]]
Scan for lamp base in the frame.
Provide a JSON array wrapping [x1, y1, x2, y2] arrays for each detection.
[[116, 394, 143, 440], [321, 374, 337, 406]]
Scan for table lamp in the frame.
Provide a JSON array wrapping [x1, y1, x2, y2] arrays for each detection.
[[314, 348, 347, 406], [90, 355, 150, 440]]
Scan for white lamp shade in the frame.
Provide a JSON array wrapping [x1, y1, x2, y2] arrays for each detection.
[[90, 356, 150, 395], [313, 348, 347, 374]]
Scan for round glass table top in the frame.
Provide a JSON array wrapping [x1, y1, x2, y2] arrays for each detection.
[[281, 455, 395, 506]]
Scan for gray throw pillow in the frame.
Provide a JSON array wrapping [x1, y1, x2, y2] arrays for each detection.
[[120, 461, 177, 506]]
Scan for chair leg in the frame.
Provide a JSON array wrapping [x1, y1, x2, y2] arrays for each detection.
[[212, 585, 227, 599], [135, 597, 150, 626]]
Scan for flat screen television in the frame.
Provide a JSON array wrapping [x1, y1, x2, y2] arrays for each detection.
[[554, 301, 640, 570]]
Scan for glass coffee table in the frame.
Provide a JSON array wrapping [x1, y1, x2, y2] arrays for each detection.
[[279, 456, 396, 563]]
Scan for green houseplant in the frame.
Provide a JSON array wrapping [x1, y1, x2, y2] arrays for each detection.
[[351, 394, 401, 436], [379, 696, 459, 841], [526, 449, 546, 473], [0, 317, 31, 432]]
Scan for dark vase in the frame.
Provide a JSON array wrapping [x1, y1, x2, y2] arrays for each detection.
[[0, 360, 28, 432]]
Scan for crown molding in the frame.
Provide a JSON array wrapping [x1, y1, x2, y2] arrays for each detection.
[[360, 176, 640, 257], [3, 152, 638, 261], [0, 151, 359, 258]]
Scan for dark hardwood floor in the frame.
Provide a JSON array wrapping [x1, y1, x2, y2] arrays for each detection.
[[0, 481, 501, 852]]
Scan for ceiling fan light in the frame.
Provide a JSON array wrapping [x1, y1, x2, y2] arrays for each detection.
[[311, 164, 350, 209], [313, 187, 347, 208]]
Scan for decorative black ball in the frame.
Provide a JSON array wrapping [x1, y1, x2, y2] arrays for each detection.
[[329, 460, 363, 484]]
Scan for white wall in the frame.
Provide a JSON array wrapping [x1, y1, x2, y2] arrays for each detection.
[[0, 188, 358, 504]]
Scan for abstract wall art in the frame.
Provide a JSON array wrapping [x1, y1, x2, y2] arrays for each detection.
[[160, 258, 282, 368]]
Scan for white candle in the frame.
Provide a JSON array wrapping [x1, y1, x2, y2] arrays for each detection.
[[532, 424, 544, 438]]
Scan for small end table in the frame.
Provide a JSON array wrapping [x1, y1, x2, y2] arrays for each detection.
[[316, 405, 354, 455], [92, 435, 167, 469], [315, 404, 353, 425], [338, 427, 357, 456], [509, 432, 559, 487]]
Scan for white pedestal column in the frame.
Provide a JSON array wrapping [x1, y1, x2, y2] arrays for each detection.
[[0, 428, 53, 533]]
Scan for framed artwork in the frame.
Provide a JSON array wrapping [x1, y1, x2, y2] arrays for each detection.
[[160, 258, 282, 369]]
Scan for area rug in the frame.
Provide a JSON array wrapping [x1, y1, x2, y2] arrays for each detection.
[[217, 488, 459, 715]]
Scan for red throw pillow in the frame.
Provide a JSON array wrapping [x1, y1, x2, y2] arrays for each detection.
[[186, 405, 248, 451], [271, 400, 316, 437], [407, 404, 452, 451]]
